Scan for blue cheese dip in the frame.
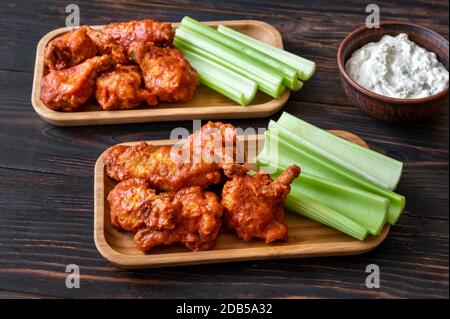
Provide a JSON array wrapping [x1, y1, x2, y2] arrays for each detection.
[[345, 33, 449, 99]]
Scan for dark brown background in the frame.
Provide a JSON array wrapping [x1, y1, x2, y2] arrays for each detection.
[[0, 0, 448, 299]]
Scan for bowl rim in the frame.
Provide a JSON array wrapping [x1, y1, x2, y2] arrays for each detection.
[[337, 21, 449, 104]]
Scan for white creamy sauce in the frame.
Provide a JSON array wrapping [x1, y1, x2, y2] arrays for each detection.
[[345, 33, 449, 99]]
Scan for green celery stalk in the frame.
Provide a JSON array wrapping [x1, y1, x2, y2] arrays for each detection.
[[294, 177, 387, 235], [180, 17, 299, 90], [179, 47, 257, 105], [257, 129, 405, 225], [276, 112, 403, 190], [285, 193, 368, 241], [175, 27, 285, 98], [217, 24, 316, 81], [198, 73, 244, 105], [175, 37, 286, 98], [265, 165, 387, 235]]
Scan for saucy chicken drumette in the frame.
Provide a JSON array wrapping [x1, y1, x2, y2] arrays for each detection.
[[44, 26, 97, 71], [40, 55, 113, 111], [222, 165, 300, 243], [95, 65, 157, 110]]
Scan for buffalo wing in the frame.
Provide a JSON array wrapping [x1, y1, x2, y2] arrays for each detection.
[[95, 65, 157, 110], [44, 26, 97, 70], [222, 165, 300, 243], [40, 55, 113, 111]]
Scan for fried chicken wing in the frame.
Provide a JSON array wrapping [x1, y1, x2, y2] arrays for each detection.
[[108, 178, 178, 232], [128, 42, 199, 102], [40, 55, 113, 111], [95, 65, 157, 110], [85, 27, 128, 64], [103, 122, 237, 191], [108, 178, 222, 252], [135, 186, 223, 252], [181, 121, 237, 165], [222, 165, 301, 243], [103, 142, 222, 192], [102, 19, 175, 49], [44, 26, 97, 70]]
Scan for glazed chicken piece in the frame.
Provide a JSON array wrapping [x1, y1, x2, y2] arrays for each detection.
[[103, 122, 237, 191], [135, 186, 223, 252], [108, 178, 223, 252], [102, 19, 175, 50], [95, 65, 157, 110], [44, 26, 97, 70], [85, 27, 128, 64], [222, 165, 301, 243], [103, 142, 221, 192], [180, 121, 237, 165], [108, 178, 177, 232], [40, 55, 113, 111], [128, 42, 199, 102]]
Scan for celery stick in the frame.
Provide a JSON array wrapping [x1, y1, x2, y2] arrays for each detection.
[[257, 129, 405, 224], [174, 38, 286, 98], [180, 17, 299, 90], [175, 27, 285, 98], [285, 193, 368, 241], [277, 112, 403, 190], [179, 47, 257, 105], [270, 120, 387, 189], [268, 166, 387, 235], [198, 73, 244, 105], [217, 24, 316, 81]]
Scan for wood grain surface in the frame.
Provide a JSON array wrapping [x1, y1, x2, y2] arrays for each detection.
[[0, 0, 448, 298]]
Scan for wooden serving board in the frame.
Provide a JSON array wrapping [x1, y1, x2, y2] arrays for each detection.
[[31, 20, 290, 126], [94, 131, 389, 268]]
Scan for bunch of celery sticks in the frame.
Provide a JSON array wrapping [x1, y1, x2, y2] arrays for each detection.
[[174, 16, 316, 105], [257, 112, 405, 240]]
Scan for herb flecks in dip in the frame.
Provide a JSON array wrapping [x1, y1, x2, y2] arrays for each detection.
[[345, 33, 449, 99]]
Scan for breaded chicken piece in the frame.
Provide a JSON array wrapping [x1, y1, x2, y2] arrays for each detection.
[[103, 122, 237, 191], [40, 55, 113, 111], [108, 178, 178, 232], [95, 65, 157, 110], [134, 186, 223, 252], [85, 27, 128, 64], [44, 26, 97, 70], [102, 19, 175, 49], [222, 165, 301, 243], [108, 178, 222, 252], [103, 142, 222, 192], [128, 42, 199, 102]]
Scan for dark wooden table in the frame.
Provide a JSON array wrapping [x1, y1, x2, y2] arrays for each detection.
[[0, 0, 448, 299]]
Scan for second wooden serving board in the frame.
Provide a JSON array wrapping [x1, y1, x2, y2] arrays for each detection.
[[94, 130, 389, 269]]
